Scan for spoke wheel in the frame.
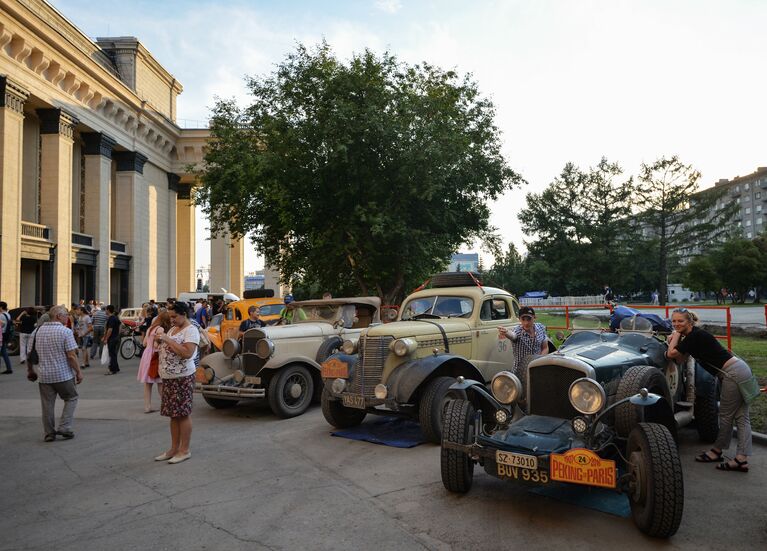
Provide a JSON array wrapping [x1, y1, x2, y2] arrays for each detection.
[[119, 338, 136, 360], [268, 364, 314, 418]]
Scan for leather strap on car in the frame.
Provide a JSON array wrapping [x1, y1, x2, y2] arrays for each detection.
[[413, 319, 450, 353]]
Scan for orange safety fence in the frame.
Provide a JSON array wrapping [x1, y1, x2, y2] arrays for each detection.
[[532, 303, 733, 351]]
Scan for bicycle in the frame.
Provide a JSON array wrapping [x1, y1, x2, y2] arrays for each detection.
[[119, 327, 146, 359]]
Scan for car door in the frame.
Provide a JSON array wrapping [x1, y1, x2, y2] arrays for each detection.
[[473, 296, 518, 381]]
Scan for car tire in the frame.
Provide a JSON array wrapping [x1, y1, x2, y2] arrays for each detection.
[[321, 387, 366, 428], [441, 399, 475, 493], [418, 376, 456, 443], [316, 336, 343, 364], [615, 366, 671, 437], [694, 374, 719, 443], [626, 422, 684, 538], [267, 363, 314, 419], [119, 338, 136, 360], [203, 395, 239, 409]]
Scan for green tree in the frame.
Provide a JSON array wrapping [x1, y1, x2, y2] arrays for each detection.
[[682, 256, 720, 297], [485, 243, 531, 296], [635, 156, 737, 305], [519, 158, 635, 295], [194, 43, 522, 304], [711, 238, 766, 303]]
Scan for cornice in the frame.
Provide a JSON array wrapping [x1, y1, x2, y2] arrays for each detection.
[[114, 150, 148, 174]]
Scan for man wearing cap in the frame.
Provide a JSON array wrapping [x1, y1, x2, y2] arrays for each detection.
[[498, 306, 549, 394], [278, 295, 307, 325]]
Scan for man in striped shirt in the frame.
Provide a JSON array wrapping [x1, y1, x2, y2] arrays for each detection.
[[26, 305, 83, 441], [90, 304, 108, 360]]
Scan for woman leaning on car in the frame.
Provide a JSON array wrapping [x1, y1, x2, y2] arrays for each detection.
[[667, 308, 754, 473]]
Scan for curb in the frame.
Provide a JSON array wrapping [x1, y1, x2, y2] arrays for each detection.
[[752, 431, 767, 446]]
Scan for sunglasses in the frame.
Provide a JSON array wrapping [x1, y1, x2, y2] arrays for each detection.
[[672, 308, 689, 313]]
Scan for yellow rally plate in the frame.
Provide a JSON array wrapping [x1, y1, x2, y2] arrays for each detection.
[[321, 357, 349, 379], [549, 448, 616, 489]]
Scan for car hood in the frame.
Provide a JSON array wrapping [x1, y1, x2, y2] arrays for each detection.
[[365, 319, 472, 338], [557, 331, 667, 380], [260, 322, 333, 340]]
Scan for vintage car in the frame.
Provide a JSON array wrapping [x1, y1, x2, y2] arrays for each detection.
[[438, 314, 716, 538], [206, 294, 285, 351], [319, 272, 524, 443], [5, 305, 50, 355], [196, 296, 381, 418]]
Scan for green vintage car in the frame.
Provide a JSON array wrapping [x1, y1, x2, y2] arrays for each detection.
[[319, 272, 525, 442]]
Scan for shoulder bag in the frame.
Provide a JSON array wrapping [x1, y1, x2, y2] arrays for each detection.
[[27, 330, 40, 365]]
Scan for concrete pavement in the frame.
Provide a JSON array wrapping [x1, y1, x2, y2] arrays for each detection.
[[1, 355, 765, 550]]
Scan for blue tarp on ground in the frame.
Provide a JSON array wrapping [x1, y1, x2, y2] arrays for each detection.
[[529, 482, 631, 517], [331, 416, 425, 448]]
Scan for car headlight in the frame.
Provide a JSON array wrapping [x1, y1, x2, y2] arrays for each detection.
[[568, 378, 606, 415], [222, 338, 240, 359], [374, 384, 388, 399], [233, 369, 245, 383], [390, 338, 417, 357], [255, 338, 275, 360], [491, 371, 522, 405], [331, 378, 347, 394], [341, 339, 357, 354]]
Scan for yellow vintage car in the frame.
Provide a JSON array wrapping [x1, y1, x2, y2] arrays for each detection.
[[207, 297, 285, 351]]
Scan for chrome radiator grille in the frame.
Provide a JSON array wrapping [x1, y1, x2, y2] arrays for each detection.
[[350, 335, 393, 397], [241, 329, 266, 376], [528, 364, 583, 419]]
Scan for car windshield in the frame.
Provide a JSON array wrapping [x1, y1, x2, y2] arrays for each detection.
[[258, 304, 283, 316], [400, 296, 474, 320], [296, 305, 344, 323]]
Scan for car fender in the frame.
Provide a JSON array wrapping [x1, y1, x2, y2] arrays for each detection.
[[260, 356, 322, 373], [200, 351, 237, 379], [694, 361, 717, 396], [386, 354, 484, 404], [449, 377, 503, 414]]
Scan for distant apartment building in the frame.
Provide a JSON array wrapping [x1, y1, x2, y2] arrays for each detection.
[[709, 166, 767, 240], [448, 253, 479, 272]]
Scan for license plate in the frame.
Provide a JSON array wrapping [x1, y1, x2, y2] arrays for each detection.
[[496, 450, 538, 470], [549, 448, 616, 489], [321, 358, 349, 379], [496, 463, 549, 484], [342, 394, 365, 409], [244, 376, 260, 385]]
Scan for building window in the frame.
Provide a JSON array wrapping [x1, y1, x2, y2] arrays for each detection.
[[745, 219, 752, 226], [758, 205, 763, 213], [757, 192, 762, 199], [746, 207, 751, 214], [747, 231, 753, 238], [735, 185, 740, 193], [745, 182, 750, 190], [757, 217, 763, 225]]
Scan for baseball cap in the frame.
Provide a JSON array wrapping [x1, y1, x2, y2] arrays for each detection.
[[519, 306, 535, 318], [284, 294, 294, 304]]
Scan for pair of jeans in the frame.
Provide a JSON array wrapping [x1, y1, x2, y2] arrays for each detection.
[[38, 379, 78, 436], [107, 339, 120, 373], [90, 326, 104, 359], [0, 342, 11, 372]]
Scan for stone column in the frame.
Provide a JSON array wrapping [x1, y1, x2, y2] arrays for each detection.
[[209, 233, 231, 294], [228, 237, 244, 297], [0, 76, 29, 306], [38, 108, 78, 306], [175, 182, 195, 295], [113, 151, 148, 307], [166, 173, 179, 297], [82, 132, 115, 304]]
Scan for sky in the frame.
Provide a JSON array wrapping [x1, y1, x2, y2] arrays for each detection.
[[50, 0, 767, 274]]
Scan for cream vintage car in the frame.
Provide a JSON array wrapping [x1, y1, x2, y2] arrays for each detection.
[[320, 272, 526, 442], [196, 297, 381, 418]]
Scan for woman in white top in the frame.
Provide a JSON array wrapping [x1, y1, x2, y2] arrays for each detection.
[[153, 302, 199, 465], [76, 307, 93, 369]]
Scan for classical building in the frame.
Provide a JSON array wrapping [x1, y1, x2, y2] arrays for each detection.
[[0, 0, 244, 309]]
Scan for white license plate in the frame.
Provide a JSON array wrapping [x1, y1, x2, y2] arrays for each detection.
[[496, 450, 538, 471], [244, 376, 261, 385], [342, 394, 365, 409]]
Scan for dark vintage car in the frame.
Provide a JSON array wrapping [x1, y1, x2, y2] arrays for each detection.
[[440, 315, 717, 538]]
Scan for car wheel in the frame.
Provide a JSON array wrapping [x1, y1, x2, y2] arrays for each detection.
[[418, 376, 455, 443], [268, 364, 314, 418], [203, 395, 239, 409], [615, 366, 672, 437], [441, 399, 475, 493], [694, 375, 719, 443], [321, 387, 366, 428], [119, 338, 136, 360], [626, 422, 684, 538], [316, 336, 343, 364]]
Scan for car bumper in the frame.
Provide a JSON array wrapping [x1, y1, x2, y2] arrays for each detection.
[[196, 383, 266, 399]]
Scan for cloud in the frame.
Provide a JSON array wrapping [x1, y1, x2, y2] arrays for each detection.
[[374, 0, 403, 14]]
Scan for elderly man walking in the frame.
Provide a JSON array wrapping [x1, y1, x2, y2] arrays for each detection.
[[26, 305, 83, 442]]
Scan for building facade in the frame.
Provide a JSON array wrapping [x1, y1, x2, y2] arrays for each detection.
[[710, 167, 767, 240], [0, 0, 244, 309]]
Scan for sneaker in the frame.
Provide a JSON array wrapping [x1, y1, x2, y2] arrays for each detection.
[[1, 370, 12, 375], [56, 430, 74, 439], [44, 434, 55, 442]]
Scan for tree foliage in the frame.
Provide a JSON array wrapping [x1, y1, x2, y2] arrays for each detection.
[[635, 156, 738, 304], [194, 43, 522, 303], [484, 243, 531, 296]]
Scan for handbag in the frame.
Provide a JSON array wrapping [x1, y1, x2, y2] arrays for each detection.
[[147, 352, 160, 379], [712, 362, 762, 405], [27, 332, 39, 365]]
